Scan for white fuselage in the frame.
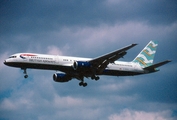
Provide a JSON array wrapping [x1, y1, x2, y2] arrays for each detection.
[[3, 41, 170, 87], [4, 53, 145, 76]]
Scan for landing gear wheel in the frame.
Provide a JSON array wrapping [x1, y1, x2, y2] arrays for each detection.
[[95, 76, 100, 81], [24, 75, 28, 78], [91, 76, 100, 81], [83, 83, 87, 87], [79, 82, 87, 87], [79, 82, 83, 86]]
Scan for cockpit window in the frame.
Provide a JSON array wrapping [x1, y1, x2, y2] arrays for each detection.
[[9, 56, 17, 58]]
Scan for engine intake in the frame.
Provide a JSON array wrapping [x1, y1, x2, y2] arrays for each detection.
[[53, 73, 71, 82], [73, 61, 91, 70]]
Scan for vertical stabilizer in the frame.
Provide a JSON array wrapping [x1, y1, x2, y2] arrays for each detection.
[[132, 41, 158, 68]]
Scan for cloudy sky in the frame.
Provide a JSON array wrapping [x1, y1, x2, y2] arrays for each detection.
[[0, 0, 177, 120]]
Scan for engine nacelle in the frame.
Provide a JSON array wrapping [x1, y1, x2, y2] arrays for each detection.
[[53, 73, 72, 82], [73, 61, 91, 70]]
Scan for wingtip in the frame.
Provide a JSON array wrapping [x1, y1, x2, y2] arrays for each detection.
[[132, 43, 138, 46], [167, 60, 172, 62]]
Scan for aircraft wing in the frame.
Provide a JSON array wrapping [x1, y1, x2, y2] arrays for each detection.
[[89, 43, 137, 73]]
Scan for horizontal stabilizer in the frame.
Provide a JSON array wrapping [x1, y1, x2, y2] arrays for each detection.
[[144, 60, 171, 71]]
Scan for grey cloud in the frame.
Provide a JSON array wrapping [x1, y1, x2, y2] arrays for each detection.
[[108, 109, 177, 120], [0, 0, 177, 36]]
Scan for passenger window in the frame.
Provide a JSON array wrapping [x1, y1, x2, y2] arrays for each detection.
[[9, 56, 16, 58]]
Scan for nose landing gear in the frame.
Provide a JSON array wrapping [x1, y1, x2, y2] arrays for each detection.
[[22, 68, 28, 78]]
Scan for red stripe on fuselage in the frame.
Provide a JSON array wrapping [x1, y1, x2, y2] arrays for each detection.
[[20, 54, 37, 56]]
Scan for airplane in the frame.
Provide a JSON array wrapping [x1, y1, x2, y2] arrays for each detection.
[[4, 41, 171, 87]]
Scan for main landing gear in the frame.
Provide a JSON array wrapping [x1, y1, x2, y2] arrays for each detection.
[[78, 75, 100, 87], [79, 82, 87, 87], [78, 76, 88, 87], [22, 68, 28, 78], [91, 76, 100, 81]]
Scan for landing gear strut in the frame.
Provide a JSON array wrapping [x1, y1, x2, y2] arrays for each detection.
[[22, 68, 28, 78]]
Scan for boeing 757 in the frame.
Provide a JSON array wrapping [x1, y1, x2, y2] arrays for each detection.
[[4, 41, 171, 87]]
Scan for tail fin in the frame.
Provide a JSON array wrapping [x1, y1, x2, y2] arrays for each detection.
[[132, 40, 158, 68]]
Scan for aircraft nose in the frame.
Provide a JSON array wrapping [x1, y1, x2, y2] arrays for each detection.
[[4, 60, 6, 64], [4, 60, 8, 65], [4, 59, 14, 67]]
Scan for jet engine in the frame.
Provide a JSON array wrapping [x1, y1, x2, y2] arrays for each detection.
[[53, 73, 72, 82], [73, 61, 91, 70]]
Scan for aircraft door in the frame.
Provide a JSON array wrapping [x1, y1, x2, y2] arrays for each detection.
[[55, 55, 59, 64]]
